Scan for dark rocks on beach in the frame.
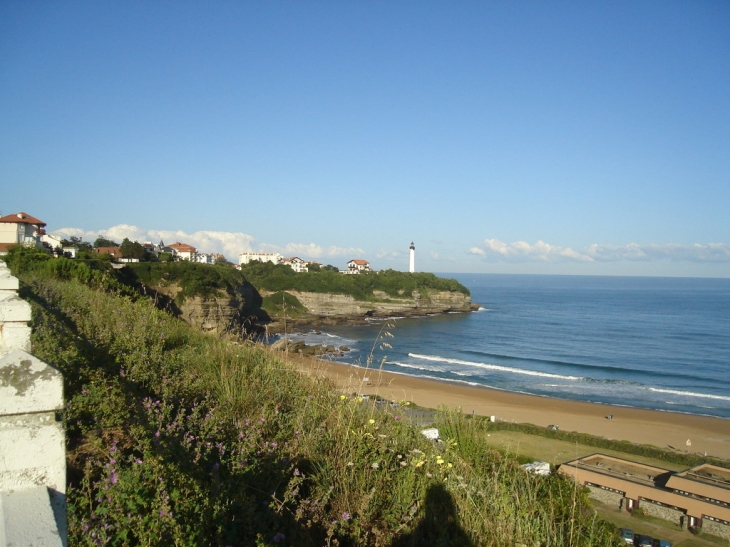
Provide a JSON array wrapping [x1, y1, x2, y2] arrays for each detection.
[[270, 338, 350, 357]]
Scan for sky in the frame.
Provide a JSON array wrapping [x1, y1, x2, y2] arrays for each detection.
[[1, 1, 729, 277]]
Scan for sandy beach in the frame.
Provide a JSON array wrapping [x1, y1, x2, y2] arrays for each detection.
[[285, 354, 730, 461]]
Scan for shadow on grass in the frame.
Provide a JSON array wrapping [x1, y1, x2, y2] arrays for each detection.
[[391, 483, 474, 547]]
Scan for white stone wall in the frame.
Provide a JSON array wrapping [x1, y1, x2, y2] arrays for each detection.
[[0, 260, 66, 546], [0, 263, 31, 357]]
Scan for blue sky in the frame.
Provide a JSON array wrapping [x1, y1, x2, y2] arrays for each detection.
[[2, 1, 729, 276]]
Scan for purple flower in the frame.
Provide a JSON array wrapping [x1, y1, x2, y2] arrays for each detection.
[[272, 532, 285, 543], [109, 471, 118, 484], [293, 468, 301, 477], [341, 512, 351, 521]]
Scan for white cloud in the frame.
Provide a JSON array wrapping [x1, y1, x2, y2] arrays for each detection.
[[470, 239, 730, 264], [586, 242, 730, 262], [51, 225, 361, 261]]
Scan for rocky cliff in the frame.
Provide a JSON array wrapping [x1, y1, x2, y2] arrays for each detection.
[[146, 283, 264, 335], [263, 288, 479, 332]]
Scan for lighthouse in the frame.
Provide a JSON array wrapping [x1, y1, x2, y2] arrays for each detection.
[[409, 242, 415, 273]]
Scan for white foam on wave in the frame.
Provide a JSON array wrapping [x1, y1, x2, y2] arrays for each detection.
[[648, 387, 730, 402], [408, 353, 583, 380], [391, 361, 442, 373]]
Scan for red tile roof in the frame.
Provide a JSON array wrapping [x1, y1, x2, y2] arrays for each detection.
[[0, 212, 46, 226], [169, 242, 197, 253], [349, 259, 369, 265]]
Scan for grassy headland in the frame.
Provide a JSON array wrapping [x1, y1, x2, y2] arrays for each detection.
[[3, 250, 621, 546]]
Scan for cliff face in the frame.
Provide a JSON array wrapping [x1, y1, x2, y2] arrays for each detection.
[[262, 288, 477, 332], [141, 279, 476, 335], [147, 283, 263, 335]]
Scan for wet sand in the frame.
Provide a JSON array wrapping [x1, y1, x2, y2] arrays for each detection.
[[285, 354, 730, 461]]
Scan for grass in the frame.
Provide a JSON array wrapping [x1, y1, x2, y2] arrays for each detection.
[[5, 248, 624, 546], [477, 431, 690, 471]]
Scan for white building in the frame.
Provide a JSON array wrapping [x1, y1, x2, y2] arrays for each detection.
[[168, 242, 198, 261], [239, 252, 283, 266], [281, 256, 308, 273], [0, 212, 47, 255], [346, 259, 371, 273], [409, 242, 415, 273], [41, 233, 78, 258]]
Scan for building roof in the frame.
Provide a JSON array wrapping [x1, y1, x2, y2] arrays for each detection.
[[348, 259, 369, 265], [169, 242, 197, 253], [666, 463, 730, 505], [0, 212, 46, 227], [95, 247, 121, 256]]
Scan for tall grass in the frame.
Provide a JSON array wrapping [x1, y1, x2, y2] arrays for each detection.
[[10, 255, 621, 546]]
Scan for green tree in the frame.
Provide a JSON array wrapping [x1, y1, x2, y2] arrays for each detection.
[[214, 255, 232, 266], [93, 236, 119, 248], [62, 236, 93, 250], [119, 238, 146, 260], [322, 264, 339, 272]]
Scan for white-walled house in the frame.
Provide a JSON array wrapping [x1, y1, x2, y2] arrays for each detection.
[[195, 253, 214, 264], [41, 233, 78, 258], [169, 242, 197, 261], [239, 252, 283, 266], [346, 259, 371, 273], [0, 212, 47, 255], [281, 256, 308, 273]]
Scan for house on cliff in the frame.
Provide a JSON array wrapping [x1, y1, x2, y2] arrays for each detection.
[[282, 256, 308, 273], [169, 242, 197, 261], [0, 212, 47, 255], [345, 259, 371, 274]]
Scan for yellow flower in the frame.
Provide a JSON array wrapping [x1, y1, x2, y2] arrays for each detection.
[[447, 463, 453, 468], [340, 395, 346, 400], [436, 458, 444, 465], [415, 460, 425, 467], [368, 419, 375, 425]]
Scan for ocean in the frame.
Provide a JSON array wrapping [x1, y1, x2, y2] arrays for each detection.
[[278, 274, 730, 419]]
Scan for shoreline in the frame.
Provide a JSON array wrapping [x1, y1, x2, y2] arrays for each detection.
[[284, 353, 730, 461]]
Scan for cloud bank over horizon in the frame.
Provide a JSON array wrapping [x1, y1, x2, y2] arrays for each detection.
[[52, 225, 364, 263], [469, 239, 730, 264]]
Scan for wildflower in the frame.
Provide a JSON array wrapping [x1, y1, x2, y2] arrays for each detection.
[[347, 462, 354, 467], [340, 395, 346, 400], [415, 460, 425, 468], [436, 458, 444, 465], [341, 512, 351, 521], [448, 463, 453, 468], [272, 532, 286, 543], [368, 419, 375, 425], [293, 468, 301, 476], [109, 471, 118, 484], [394, 415, 401, 421], [371, 462, 379, 469]]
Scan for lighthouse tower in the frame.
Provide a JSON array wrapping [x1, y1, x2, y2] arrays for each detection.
[[409, 242, 415, 273]]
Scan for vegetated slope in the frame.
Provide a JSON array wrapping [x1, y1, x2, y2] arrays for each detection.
[[7, 252, 619, 546]]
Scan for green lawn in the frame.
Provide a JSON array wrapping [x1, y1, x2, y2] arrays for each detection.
[[480, 430, 689, 470]]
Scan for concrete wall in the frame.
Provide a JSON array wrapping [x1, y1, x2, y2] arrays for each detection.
[[0, 260, 66, 546]]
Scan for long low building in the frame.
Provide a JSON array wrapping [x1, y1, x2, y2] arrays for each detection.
[[559, 454, 730, 540]]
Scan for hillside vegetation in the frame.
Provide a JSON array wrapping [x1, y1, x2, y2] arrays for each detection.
[[239, 262, 471, 300], [4, 249, 619, 546]]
